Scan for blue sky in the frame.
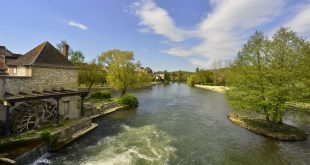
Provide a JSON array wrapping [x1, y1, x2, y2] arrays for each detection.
[[1, 0, 310, 71]]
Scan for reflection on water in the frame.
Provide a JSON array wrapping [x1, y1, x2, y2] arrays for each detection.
[[35, 83, 310, 165]]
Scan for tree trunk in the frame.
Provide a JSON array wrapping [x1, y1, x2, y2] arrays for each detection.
[[87, 81, 95, 92], [121, 88, 127, 96]]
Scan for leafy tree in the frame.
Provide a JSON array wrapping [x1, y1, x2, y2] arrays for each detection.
[[164, 70, 171, 82], [98, 49, 138, 96], [227, 28, 310, 128], [70, 50, 85, 64], [79, 59, 106, 92], [187, 74, 197, 87], [57, 41, 85, 64], [195, 67, 200, 73]]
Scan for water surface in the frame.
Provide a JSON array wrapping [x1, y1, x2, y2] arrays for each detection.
[[35, 83, 310, 165]]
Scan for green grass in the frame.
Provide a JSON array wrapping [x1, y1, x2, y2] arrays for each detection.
[[229, 114, 307, 141]]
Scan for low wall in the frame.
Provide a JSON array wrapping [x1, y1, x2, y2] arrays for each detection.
[[15, 143, 48, 165], [54, 118, 92, 143], [84, 101, 120, 117]]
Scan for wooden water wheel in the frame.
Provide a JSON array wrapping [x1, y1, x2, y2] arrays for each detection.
[[11, 101, 57, 134]]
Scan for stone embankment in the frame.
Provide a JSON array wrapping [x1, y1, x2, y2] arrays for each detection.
[[84, 101, 127, 119]]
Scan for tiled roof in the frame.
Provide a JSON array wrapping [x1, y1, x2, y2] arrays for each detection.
[[0, 46, 21, 59], [7, 41, 75, 68]]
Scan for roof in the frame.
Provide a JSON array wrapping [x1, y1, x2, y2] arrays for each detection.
[[0, 46, 21, 59], [7, 41, 75, 68]]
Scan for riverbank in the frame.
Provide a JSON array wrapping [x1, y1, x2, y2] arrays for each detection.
[[0, 102, 128, 164], [194, 84, 229, 93], [0, 117, 97, 164], [229, 114, 307, 141]]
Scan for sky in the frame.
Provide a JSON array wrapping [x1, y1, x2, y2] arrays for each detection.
[[1, 0, 310, 71]]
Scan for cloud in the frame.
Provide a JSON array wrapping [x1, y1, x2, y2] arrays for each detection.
[[67, 21, 88, 30], [131, 0, 194, 42], [162, 47, 191, 57], [131, 0, 310, 68], [283, 4, 310, 37]]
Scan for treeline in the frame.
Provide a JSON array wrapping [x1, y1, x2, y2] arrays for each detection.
[[187, 67, 228, 87], [163, 70, 193, 82]]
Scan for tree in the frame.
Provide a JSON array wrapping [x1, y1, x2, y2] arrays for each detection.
[[56, 41, 85, 64], [195, 67, 200, 73], [98, 49, 138, 96], [56, 40, 73, 55], [79, 59, 106, 92], [227, 28, 310, 129], [70, 50, 85, 64], [164, 70, 171, 82]]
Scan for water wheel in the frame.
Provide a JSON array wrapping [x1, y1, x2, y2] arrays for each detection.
[[11, 101, 57, 134]]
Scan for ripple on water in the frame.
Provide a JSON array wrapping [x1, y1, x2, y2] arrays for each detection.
[[60, 125, 176, 165]]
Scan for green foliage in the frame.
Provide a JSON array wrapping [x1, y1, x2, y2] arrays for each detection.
[[79, 59, 106, 91], [41, 131, 51, 143], [226, 27, 310, 126], [70, 50, 85, 64], [187, 68, 227, 86], [56, 41, 85, 64], [187, 74, 197, 87], [88, 90, 111, 100], [119, 94, 139, 107], [56, 40, 73, 55], [99, 49, 146, 96], [40, 131, 59, 148], [170, 70, 193, 82]]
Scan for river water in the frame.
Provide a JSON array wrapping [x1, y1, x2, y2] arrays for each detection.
[[35, 83, 310, 165]]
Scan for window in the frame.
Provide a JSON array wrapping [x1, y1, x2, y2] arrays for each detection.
[[13, 68, 17, 74]]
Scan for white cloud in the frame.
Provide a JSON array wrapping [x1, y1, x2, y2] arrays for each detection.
[[162, 47, 191, 57], [132, 0, 310, 68], [67, 21, 88, 30], [131, 0, 194, 42], [283, 4, 310, 37]]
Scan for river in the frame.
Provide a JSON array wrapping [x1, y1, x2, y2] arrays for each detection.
[[34, 83, 310, 165]]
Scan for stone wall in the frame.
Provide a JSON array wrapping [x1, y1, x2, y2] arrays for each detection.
[[0, 65, 80, 121], [0, 66, 78, 97]]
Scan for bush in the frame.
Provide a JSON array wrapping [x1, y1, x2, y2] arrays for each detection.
[[41, 131, 51, 143], [187, 75, 196, 87], [88, 90, 111, 100], [120, 94, 139, 107]]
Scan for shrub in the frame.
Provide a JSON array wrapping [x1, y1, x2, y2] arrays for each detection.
[[120, 94, 139, 107], [88, 90, 111, 100], [187, 75, 196, 87], [41, 131, 51, 143]]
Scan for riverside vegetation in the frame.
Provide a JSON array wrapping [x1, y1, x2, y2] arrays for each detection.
[[188, 27, 310, 140]]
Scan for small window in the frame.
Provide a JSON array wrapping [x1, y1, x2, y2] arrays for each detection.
[[13, 68, 17, 74]]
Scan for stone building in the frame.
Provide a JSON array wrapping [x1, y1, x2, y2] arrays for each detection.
[[137, 67, 153, 75], [154, 71, 165, 81], [0, 41, 85, 135]]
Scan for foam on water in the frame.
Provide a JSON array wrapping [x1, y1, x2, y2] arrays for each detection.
[[64, 125, 176, 165], [31, 153, 51, 165]]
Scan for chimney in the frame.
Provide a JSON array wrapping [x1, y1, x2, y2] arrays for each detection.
[[62, 44, 69, 59], [0, 46, 6, 70]]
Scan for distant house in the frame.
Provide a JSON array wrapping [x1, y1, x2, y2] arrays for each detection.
[[137, 66, 153, 75], [154, 71, 165, 81], [0, 41, 85, 134]]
